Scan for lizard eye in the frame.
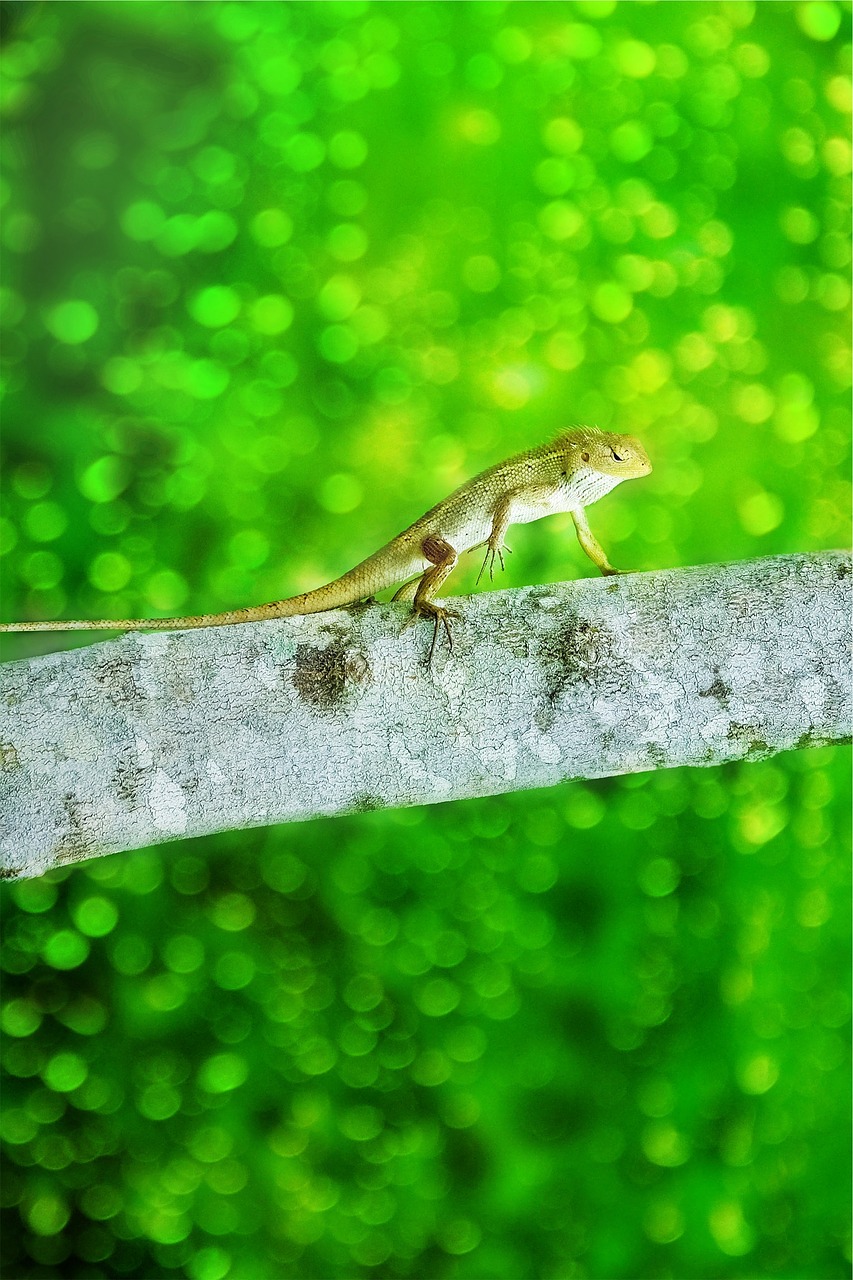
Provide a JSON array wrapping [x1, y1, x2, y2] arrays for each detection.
[[610, 448, 625, 462]]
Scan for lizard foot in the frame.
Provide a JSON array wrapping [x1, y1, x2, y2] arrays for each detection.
[[476, 541, 512, 585], [412, 602, 459, 665]]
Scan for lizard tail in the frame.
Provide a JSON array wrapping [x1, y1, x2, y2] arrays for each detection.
[[0, 604, 284, 633], [0, 595, 347, 634], [0, 557, 412, 633]]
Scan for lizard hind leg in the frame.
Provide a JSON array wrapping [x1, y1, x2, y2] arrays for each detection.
[[413, 535, 459, 663], [391, 578, 419, 603]]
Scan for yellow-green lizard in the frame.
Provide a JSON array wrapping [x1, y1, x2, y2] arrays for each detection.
[[0, 425, 652, 658]]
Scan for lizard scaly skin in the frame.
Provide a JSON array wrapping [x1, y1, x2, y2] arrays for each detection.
[[0, 426, 652, 658]]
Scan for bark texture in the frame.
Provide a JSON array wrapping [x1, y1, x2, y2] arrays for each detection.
[[1, 552, 850, 879]]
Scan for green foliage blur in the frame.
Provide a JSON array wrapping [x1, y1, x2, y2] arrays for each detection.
[[0, 2, 850, 1277]]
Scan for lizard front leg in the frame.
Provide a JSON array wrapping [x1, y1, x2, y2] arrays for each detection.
[[571, 508, 620, 576], [477, 493, 515, 584], [414, 534, 459, 662]]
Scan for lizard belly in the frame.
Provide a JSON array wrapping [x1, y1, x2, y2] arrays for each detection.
[[431, 512, 495, 556], [510, 491, 570, 525]]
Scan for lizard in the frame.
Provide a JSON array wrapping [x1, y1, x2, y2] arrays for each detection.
[[0, 425, 652, 660]]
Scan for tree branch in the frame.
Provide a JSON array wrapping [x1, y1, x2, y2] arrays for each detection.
[[1, 552, 849, 879]]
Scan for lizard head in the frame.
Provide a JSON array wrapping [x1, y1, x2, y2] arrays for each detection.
[[557, 426, 652, 482]]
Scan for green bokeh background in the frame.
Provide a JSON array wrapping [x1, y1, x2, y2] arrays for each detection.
[[1, 2, 850, 1277]]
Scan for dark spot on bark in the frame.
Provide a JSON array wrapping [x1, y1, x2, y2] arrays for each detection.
[[726, 723, 770, 760], [797, 729, 851, 750], [646, 743, 667, 768], [535, 616, 616, 732], [292, 640, 370, 711], [835, 559, 850, 579], [113, 750, 143, 806], [350, 793, 383, 813], [182, 770, 201, 795], [344, 596, 380, 616], [94, 656, 144, 707], [0, 864, 21, 880], [318, 621, 350, 640], [700, 668, 731, 706], [0, 742, 19, 770], [538, 616, 615, 707], [55, 793, 95, 863], [345, 653, 371, 684]]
